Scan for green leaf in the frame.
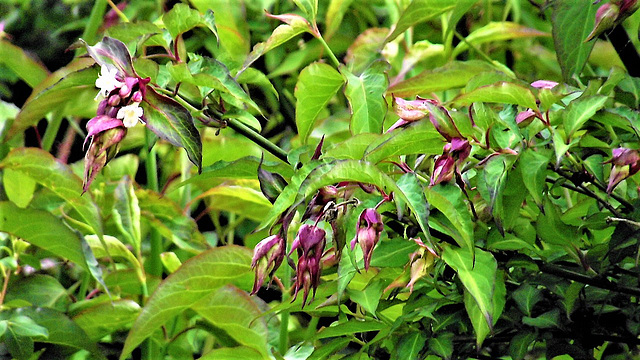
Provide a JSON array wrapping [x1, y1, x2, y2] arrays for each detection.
[[522, 309, 560, 328], [386, 0, 458, 43], [509, 331, 536, 360], [120, 246, 253, 358], [370, 239, 419, 267], [343, 61, 389, 135], [106, 21, 167, 48], [0, 202, 87, 270], [0, 39, 49, 88], [394, 172, 433, 249], [7, 315, 48, 338], [195, 181, 272, 221], [325, 133, 381, 160], [464, 271, 506, 347], [3, 169, 36, 208], [481, 155, 509, 229], [562, 95, 608, 138], [347, 280, 383, 315], [513, 284, 542, 316], [189, 56, 261, 113], [396, 332, 426, 360], [0, 148, 104, 239], [388, 60, 498, 97], [551, 0, 598, 82], [192, 285, 269, 357], [536, 199, 580, 246], [293, 0, 318, 21], [200, 346, 264, 360], [8, 66, 99, 139], [241, 14, 312, 73], [163, 3, 217, 40], [72, 300, 141, 341], [142, 86, 202, 171], [136, 189, 205, 252], [112, 177, 141, 253], [519, 149, 550, 208], [309, 338, 351, 360], [4, 307, 100, 355], [4, 327, 33, 360], [325, 0, 356, 39], [442, 247, 497, 329], [5, 275, 71, 312], [85, 235, 142, 273], [454, 81, 539, 110], [426, 184, 474, 251], [315, 319, 387, 339], [295, 62, 345, 144], [364, 121, 443, 163], [452, 22, 549, 58], [160, 252, 182, 273], [258, 158, 288, 204], [428, 333, 453, 359]]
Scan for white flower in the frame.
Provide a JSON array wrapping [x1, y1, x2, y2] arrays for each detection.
[[95, 64, 123, 100], [117, 102, 143, 128]]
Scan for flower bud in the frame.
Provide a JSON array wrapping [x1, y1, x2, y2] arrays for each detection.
[[250, 234, 285, 295], [606, 147, 640, 193], [430, 138, 471, 186], [586, 3, 620, 42], [530, 80, 559, 89], [83, 123, 126, 193], [290, 225, 326, 307], [108, 94, 121, 107], [516, 109, 537, 128], [97, 99, 108, 115], [350, 208, 384, 271], [131, 90, 143, 103], [393, 97, 434, 121]]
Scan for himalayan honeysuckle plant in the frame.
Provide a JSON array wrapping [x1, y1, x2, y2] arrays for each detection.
[[2, 0, 640, 359]]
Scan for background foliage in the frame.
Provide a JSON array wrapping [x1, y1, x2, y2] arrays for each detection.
[[1, 0, 640, 359]]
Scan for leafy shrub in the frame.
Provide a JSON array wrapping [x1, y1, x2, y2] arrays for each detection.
[[1, 0, 640, 359]]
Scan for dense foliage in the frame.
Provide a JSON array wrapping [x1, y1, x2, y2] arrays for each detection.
[[1, 0, 640, 359]]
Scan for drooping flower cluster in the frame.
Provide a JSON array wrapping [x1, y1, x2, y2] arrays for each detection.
[[351, 208, 384, 271], [82, 37, 150, 192], [250, 234, 285, 295], [606, 147, 640, 193], [289, 224, 327, 305]]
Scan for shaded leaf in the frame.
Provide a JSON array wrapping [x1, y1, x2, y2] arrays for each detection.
[[442, 247, 497, 329], [454, 81, 539, 110], [428, 333, 453, 359], [389, 60, 498, 97], [142, 86, 202, 171], [396, 332, 426, 360], [0, 39, 49, 88], [0, 148, 104, 239], [112, 177, 141, 252], [519, 149, 549, 208], [5, 275, 71, 312], [120, 246, 253, 358], [0, 202, 87, 270], [387, 0, 458, 43], [199, 346, 264, 360], [552, 0, 598, 82], [453, 22, 549, 58], [315, 319, 387, 339], [8, 66, 98, 139], [192, 285, 269, 357], [72, 300, 141, 341], [563, 95, 608, 138]]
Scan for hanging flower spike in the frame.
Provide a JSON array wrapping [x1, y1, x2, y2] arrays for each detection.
[[83, 115, 126, 193], [94, 64, 124, 100], [117, 102, 144, 128], [430, 138, 471, 186], [290, 224, 326, 307], [350, 208, 384, 271], [250, 234, 285, 295], [605, 147, 640, 193]]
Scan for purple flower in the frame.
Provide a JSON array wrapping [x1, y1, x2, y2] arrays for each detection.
[[350, 208, 384, 271], [250, 234, 285, 295], [430, 138, 471, 186], [606, 147, 640, 193], [289, 224, 326, 307]]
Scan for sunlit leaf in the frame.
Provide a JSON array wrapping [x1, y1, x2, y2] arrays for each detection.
[[453, 22, 549, 58], [454, 81, 539, 110], [386, 0, 458, 43], [0, 39, 49, 88], [162, 3, 217, 40], [563, 95, 608, 138], [343, 61, 389, 135]]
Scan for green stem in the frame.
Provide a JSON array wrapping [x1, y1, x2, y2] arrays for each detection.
[[279, 258, 291, 354], [79, 0, 107, 47], [304, 317, 319, 340], [106, 0, 129, 22], [144, 130, 162, 278], [41, 116, 63, 152], [316, 35, 341, 69], [78, 271, 91, 300], [226, 118, 290, 165], [180, 151, 192, 211], [454, 30, 494, 64]]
